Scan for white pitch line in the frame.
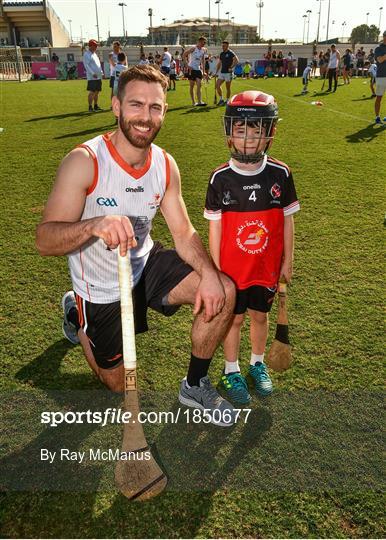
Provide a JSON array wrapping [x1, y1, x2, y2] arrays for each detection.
[[242, 82, 373, 123]]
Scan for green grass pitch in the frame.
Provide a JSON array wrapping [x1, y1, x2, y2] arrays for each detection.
[[0, 76, 385, 538]]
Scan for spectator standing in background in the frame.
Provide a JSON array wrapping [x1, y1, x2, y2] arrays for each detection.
[[83, 39, 103, 112]]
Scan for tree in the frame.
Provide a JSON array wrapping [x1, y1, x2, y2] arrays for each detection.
[[350, 24, 380, 44]]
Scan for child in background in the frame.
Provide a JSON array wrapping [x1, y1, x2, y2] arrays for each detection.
[[302, 62, 312, 94], [204, 91, 300, 404], [367, 61, 377, 97], [112, 52, 128, 96]]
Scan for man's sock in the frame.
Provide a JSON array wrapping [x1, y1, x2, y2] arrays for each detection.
[[186, 354, 211, 387], [250, 352, 265, 366], [224, 360, 240, 374]]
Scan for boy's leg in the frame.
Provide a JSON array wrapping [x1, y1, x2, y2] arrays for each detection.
[[219, 313, 251, 404], [247, 299, 274, 397], [248, 309, 269, 357], [223, 313, 245, 369]]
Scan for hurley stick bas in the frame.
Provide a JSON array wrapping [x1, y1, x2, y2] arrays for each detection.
[[266, 281, 292, 372], [115, 251, 167, 501]]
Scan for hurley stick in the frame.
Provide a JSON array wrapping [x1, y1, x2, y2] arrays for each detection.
[[115, 252, 167, 501], [266, 282, 293, 372]]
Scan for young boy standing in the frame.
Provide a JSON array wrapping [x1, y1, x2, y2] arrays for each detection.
[[204, 91, 300, 404]]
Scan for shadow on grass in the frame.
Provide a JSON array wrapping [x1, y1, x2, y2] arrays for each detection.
[[15, 339, 101, 390], [345, 123, 385, 143], [54, 124, 116, 140], [2, 340, 273, 537], [25, 111, 109, 122], [0, 395, 272, 538], [351, 96, 375, 101], [181, 107, 216, 115]]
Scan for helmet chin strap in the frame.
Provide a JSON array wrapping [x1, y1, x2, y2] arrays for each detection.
[[230, 150, 265, 163], [229, 140, 270, 163]]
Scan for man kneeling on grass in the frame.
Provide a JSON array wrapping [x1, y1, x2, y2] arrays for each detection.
[[36, 65, 238, 427]]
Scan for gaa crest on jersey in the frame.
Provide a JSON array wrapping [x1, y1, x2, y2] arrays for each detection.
[[236, 219, 269, 255], [148, 193, 161, 209], [270, 183, 281, 199]]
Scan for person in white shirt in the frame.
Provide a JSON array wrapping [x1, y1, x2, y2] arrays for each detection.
[[182, 36, 207, 106], [83, 39, 104, 112], [327, 44, 341, 92], [139, 53, 149, 65], [108, 41, 123, 100]]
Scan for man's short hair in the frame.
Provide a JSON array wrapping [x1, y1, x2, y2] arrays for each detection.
[[331, 44, 336, 48], [113, 41, 121, 47], [222, 40, 229, 45], [198, 36, 207, 43], [117, 64, 168, 101], [383, 30, 386, 36], [117, 52, 126, 62]]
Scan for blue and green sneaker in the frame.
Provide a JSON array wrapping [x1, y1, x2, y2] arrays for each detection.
[[218, 371, 251, 405], [248, 362, 273, 397]]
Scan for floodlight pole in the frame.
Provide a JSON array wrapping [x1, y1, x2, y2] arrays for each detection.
[[208, 0, 211, 45], [306, 10, 312, 44], [325, 0, 331, 41], [94, 0, 100, 42], [257, 2, 264, 40]]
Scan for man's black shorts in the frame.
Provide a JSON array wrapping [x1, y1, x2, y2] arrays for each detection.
[[75, 242, 193, 370], [109, 75, 115, 88], [188, 69, 203, 80], [87, 79, 102, 92], [161, 66, 170, 75], [234, 285, 276, 315]]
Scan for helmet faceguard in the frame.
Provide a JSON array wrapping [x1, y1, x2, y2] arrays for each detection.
[[223, 91, 279, 163]]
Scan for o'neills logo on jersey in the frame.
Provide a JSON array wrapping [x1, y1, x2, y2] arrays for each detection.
[[126, 186, 144, 193], [236, 219, 269, 255]]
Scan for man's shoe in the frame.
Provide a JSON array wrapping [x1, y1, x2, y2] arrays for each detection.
[[217, 98, 225, 106], [179, 376, 236, 427], [62, 291, 80, 345], [218, 371, 251, 405], [248, 362, 273, 397], [88, 105, 93, 112], [375, 116, 382, 124], [94, 105, 103, 111]]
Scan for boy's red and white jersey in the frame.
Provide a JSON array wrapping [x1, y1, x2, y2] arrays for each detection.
[[68, 132, 170, 303], [204, 156, 300, 290]]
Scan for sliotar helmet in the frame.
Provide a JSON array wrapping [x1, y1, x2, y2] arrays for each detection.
[[223, 90, 279, 163]]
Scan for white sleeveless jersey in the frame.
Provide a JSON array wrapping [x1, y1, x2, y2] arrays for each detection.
[[68, 133, 171, 303], [189, 47, 205, 70], [328, 51, 339, 69]]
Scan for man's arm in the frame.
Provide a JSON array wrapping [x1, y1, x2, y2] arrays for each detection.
[[230, 53, 239, 70], [280, 215, 294, 283], [182, 46, 194, 63], [36, 148, 136, 257], [160, 154, 225, 320]]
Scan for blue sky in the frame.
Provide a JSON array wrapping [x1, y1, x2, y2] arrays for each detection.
[[49, 0, 385, 43]]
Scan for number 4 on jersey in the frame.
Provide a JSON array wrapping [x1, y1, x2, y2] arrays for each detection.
[[249, 190, 257, 202]]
